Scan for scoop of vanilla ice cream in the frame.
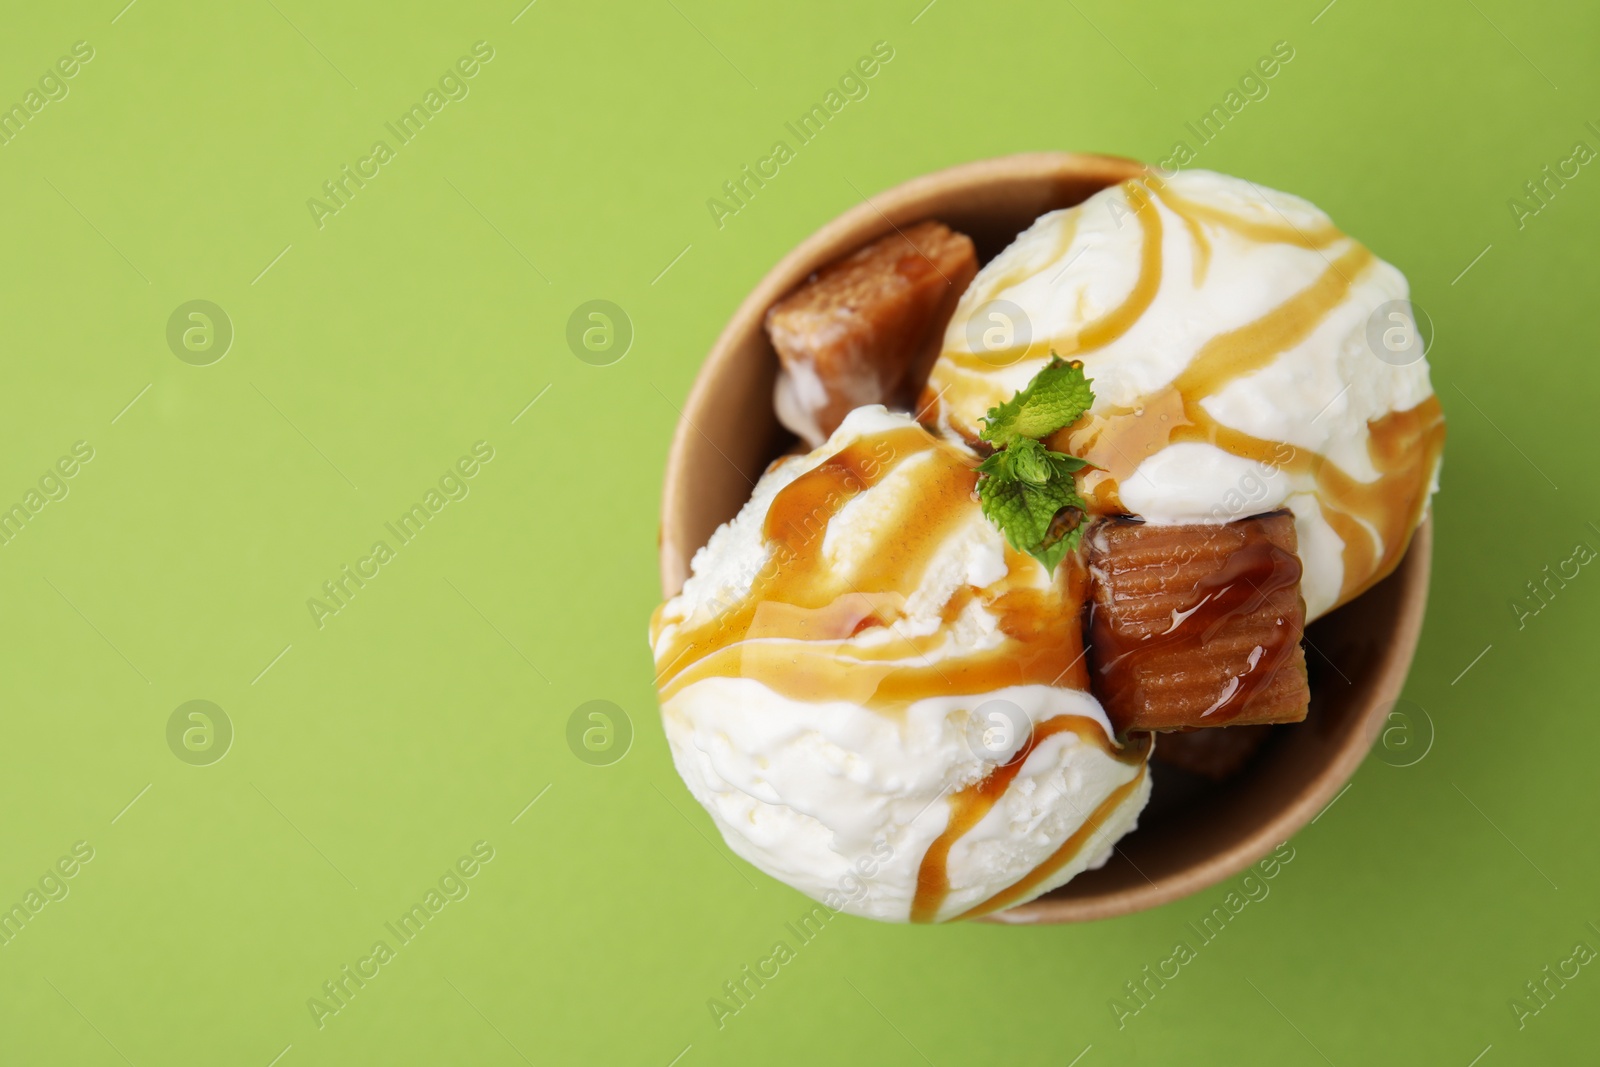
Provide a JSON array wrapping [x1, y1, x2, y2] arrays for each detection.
[[926, 170, 1442, 619], [651, 407, 1150, 923]]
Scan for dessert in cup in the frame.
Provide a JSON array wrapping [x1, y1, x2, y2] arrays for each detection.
[[651, 155, 1442, 923]]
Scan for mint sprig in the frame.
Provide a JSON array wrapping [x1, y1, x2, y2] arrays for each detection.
[[978, 356, 1096, 448], [974, 357, 1095, 574]]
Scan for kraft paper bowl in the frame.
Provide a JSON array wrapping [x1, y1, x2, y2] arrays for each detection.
[[657, 152, 1433, 923]]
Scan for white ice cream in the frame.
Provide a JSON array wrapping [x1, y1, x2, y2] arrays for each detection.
[[653, 169, 1443, 923], [650, 408, 1150, 923], [926, 169, 1442, 619]]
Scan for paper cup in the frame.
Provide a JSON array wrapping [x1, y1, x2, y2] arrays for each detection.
[[657, 152, 1433, 923]]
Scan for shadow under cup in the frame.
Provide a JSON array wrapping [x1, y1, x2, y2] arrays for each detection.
[[658, 152, 1433, 923]]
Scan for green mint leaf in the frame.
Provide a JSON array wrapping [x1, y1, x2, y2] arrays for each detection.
[[977, 474, 1037, 549], [974, 450, 1009, 479], [972, 354, 1096, 576], [1008, 437, 1054, 485], [975, 438, 1089, 484], [978, 356, 1095, 447], [976, 468, 1086, 572]]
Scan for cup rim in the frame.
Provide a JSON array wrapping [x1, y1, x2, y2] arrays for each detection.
[[656, 151, 1434, 924]]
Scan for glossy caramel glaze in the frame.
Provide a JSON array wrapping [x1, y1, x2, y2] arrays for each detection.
[[912, 717, 1147, 922], [939, 181, 1165, 372], [650, 418, 1142, 922], [1060, 393, 1444, 608], [655, 424, 1098, 713], [924, 174, 1444, 610], [1026, 178, 1445, 609], [659, 173, 1444, 921], [1087, 515, 1307, 730], [954, 759, 1148, 921]]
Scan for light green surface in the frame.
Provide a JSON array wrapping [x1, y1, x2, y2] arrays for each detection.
[[0, 1, 1593, 1063]]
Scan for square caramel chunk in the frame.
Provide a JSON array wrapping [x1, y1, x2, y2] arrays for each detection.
[[1087, 512, 1309, 733], [1151, 725, 1273, 780], [767, 220, 977, 447]]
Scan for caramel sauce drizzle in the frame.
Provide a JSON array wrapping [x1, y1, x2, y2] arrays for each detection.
[[966, 207, 1082, 307], [1150, 182, 1213, 286], [1147, 180, 1344, 251], [651, 421, 1130, 924], [1060, 388, 1444, 608], [1173, 242, 1373, 396], [1041, 196, 1444, 608], [940, 180, 1165, 372], [657, 175, 1447, 921], [911, 717, 1147, 923], [653, 427, 1092, 713], [953, 762, 1148, 922]]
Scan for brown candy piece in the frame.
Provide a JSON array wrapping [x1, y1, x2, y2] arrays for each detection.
[[1150, 725, 1273, 780], [766, 220, 977, 447], [1087, 512, 1309, 733]]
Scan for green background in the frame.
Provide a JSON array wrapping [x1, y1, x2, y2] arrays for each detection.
[[0, 0, 1593, 1063]]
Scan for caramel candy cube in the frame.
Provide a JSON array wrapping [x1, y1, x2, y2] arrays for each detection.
[[767, 220, 977, 447], [1151, 725, 1273, 780], [1087, 512, 1309, 733]]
